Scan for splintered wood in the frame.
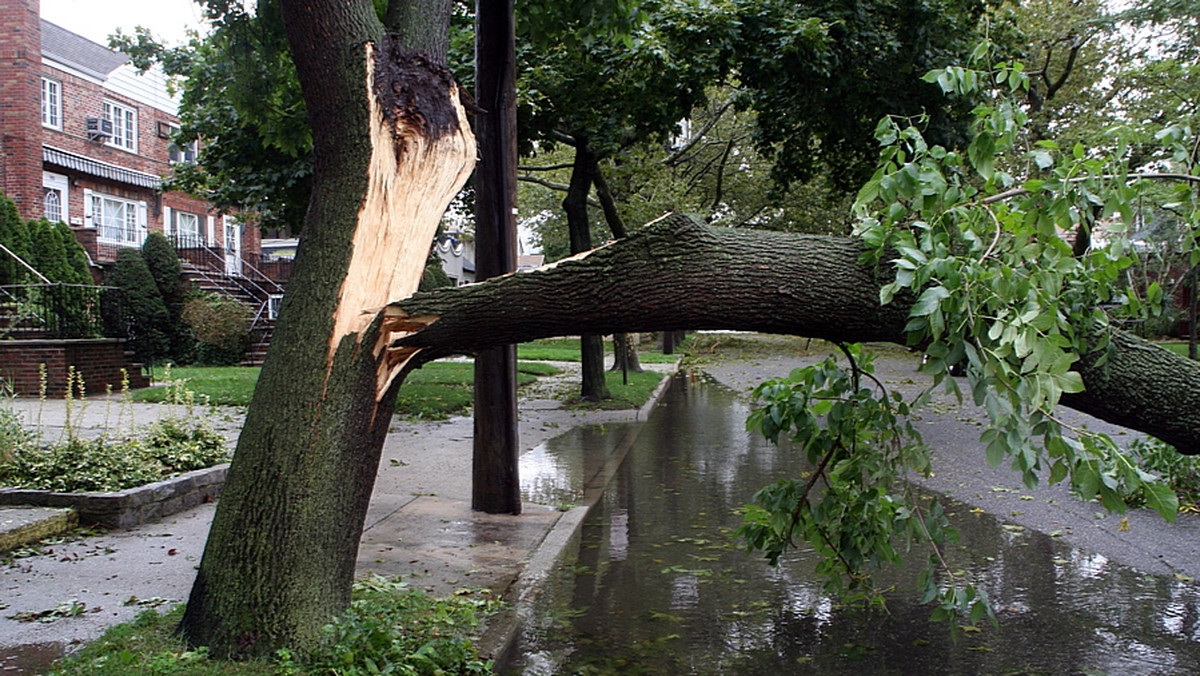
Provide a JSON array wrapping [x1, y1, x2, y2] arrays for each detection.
[[326, 42, 475, 399]]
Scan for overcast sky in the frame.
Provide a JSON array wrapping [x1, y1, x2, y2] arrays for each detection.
[[41, 0, 208, 47]]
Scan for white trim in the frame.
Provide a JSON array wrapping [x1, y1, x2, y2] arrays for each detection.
[[163, 206, 173, 237], [42, 172, 69, 223], [206, 215, 215, 244], [41, 77, 62, 129], [83, 188, 94, 227], [103, 99, 138, 153]]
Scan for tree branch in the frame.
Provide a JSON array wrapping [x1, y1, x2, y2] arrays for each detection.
[[381, 213, 1200, 455]]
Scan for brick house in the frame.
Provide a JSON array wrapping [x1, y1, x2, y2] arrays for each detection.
[[0, 0, 284, 393], [0, 0, 262, 276]]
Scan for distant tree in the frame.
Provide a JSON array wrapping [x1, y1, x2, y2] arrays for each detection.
[[108, 248, 171, 364]]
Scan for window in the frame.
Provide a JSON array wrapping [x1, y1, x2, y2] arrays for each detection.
[[169, 138, 199, 164], [103, 100, 137, 152], [43, 189, 62, 223], [89, 193, 144, 246], [42, 172, 68, 223], [41, 78, 61, 129], [173, 210, 201, 246]]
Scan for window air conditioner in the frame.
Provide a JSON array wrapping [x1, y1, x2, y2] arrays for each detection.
[[86, 117, 113, 140]]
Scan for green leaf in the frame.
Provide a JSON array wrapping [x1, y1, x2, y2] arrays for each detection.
[[1142, 482, 1179, 523], [911, 287, 950, 317]]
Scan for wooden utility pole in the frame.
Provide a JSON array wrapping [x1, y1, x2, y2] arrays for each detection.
[[472, 0, 521, 514]]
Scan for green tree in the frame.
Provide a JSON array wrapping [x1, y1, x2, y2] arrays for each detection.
[[0, 194, 33, 285], [174, 0, 1200, 659], [54, 222, 93, 285], [108, 248, 171, 364], [141, 232, 194, 362], [25, 219, 71, 283]]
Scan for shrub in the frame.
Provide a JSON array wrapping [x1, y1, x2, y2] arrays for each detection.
[[141, 417, 229, 472], [141, 233, 194, 363], [0, 418, 230, 493], [107, 249, 171, 364], [0, 437, 162, 493], [181, 294, 250, 366], [0, 193, 32, 285]]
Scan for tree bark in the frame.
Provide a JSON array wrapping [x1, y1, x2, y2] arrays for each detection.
[[384, 212, 1200, 455], [471, 0, 521, 515], [564, 139, 610, 401], [592, 159, 642, 374], [179, 0, 474, 656]]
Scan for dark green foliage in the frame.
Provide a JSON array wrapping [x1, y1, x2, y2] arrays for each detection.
[[26, 219, 72, 284], [733, 0, 991, 189], [0, 193, 32, 285], [180, 294, 250, 366], [108, 248, 172, 365], [54, 222, 94, 284], [141, 232, 194, 362]]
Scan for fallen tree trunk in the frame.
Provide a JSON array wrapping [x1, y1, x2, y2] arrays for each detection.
[[380, 212, 1200, 454]]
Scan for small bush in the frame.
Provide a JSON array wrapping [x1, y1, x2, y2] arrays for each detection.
[[108, 249, 171, 364], [182, 294, 250, 366], [142, 417, 229, 472]]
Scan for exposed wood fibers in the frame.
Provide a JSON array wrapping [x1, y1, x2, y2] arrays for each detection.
[[326, 42, 475, 400]]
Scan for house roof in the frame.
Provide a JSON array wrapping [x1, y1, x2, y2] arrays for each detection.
[[41, 19, 129, 80]]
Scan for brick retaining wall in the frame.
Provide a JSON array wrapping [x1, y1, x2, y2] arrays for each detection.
[[0, 338, 149, 396]]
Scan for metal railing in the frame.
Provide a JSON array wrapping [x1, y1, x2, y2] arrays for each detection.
[[170, 236, 285, 336], [0, 284, 125, 340]]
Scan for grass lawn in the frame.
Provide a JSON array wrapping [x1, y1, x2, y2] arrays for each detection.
[[135, 361, 562, 419], [517, 336, 684, 363], [135, 366, 259, 406], [564, 368, 667, 410], [132, 334, 686, 417], [1159, 341, 1194, 358]]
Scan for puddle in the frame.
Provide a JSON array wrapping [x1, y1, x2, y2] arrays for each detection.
[[502, 373, 1200, 675]]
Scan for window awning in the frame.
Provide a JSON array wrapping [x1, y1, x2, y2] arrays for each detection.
[[43, 145, 162, 190]]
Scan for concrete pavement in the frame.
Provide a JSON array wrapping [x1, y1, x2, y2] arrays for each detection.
[[0, 360, 676, 674]]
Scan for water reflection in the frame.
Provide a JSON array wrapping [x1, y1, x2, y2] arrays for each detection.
[[504, 373, 1200, 675]]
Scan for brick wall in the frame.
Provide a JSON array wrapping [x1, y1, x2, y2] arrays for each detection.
[[0, 339, 150, 396], [0, 0, 44, 220]]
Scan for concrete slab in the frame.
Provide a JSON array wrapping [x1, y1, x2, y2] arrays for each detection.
[[0, 507, 78, 554]]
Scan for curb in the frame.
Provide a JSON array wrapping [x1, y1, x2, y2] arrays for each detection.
[[481, 369, 678, 664], [0, 464, 227, 529], [0, 507, 78, 553]]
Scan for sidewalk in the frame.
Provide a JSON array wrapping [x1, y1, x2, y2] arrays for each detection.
[[0, 361, 678, 673]]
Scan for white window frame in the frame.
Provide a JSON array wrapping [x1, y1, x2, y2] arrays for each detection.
[[174, 210, 201, 245], [103, 99, 137, 152], [42, 172, 69, 223], [86, 191, 146, 247], [41, 77, 62, 129], [167, 125, 199, 164]]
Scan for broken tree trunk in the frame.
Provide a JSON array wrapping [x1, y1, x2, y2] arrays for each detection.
[[178, 2, 475, 656], [383, 212, 1200, 455]]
